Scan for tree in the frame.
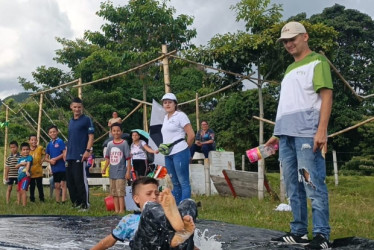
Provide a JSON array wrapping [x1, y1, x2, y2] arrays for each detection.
[[306, 4, 374, 159], [18, 0, 199, 143]]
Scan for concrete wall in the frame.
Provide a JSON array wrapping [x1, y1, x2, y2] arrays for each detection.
[[190, 151, 235, 195]]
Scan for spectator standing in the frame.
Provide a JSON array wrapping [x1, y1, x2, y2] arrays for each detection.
[[29, 135, 45, 202], [102, 123, 131, 213], [4, 141, 21, 204], [65, 97, 94, 210], [160, 93, 195, 204], [190, 120, 215, 159], [267, 22, 333, 249], [45, 125, 67, 204], [130, 131, 158, 178], [16, 142, 33, 206]]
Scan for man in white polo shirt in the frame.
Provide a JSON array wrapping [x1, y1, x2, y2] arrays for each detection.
[[267, 21, 333, 249]]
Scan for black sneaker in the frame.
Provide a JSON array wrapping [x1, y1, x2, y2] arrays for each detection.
[[271, 232, 309, 245], [305, 234, 331, 249]]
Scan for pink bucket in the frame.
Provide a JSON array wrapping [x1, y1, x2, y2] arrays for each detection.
[[104, 196, 115, 211]]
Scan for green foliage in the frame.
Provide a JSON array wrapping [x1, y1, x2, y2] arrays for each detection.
[[340, 155, 374, 176]]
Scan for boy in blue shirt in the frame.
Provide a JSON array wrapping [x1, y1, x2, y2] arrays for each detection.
[[16, 142, 33, 206], [92, 177, 197, 250], [45, 125, 67, 204]]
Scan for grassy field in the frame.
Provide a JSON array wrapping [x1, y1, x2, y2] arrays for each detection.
[[0, 170, 373, 241]]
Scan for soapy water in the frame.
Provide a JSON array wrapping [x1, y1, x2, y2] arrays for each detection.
[[0, 216, 373, 249], [194, 229, 222, 250]]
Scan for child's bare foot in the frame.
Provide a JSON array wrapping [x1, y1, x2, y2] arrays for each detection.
[[170, 215, 196, 247], [160, 188, 184, 231]]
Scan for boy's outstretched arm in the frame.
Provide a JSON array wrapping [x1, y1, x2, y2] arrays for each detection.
[[91, 234, 117, 250]]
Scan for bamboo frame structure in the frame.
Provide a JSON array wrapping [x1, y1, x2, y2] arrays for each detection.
[[72, 50, 177, 89]]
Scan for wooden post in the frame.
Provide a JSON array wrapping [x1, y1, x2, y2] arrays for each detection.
[[37, 93, 44, 144], [333, 150, 339, 186], [204, 158, 211, 196], [162, 45, 171, 93], [143, 82, 148, 132], [195, 93, 200, 131], [3, 106, 9, 178], [257, 65, 265, 200], [279, 162, 285, 202], [78, 78, 82, 99], [241, 155, 245, 171]]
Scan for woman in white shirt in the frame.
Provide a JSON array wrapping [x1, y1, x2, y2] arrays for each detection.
[[160, 93, 195, 204], [130, 131, 158, 178]]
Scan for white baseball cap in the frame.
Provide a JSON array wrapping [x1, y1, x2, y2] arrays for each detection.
[[161, 93, 177, 102], [277, 21, 307, 42]]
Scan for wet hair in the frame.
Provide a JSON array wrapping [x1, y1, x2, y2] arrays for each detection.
[[71, 97, 82, 104], [20, 142, 30, 150], [48, 125, 58, 132], [132, 177, 159, 208], [9, 141, 18, 147], [110, 122, 122, 131], [28, 134, 37, 140]]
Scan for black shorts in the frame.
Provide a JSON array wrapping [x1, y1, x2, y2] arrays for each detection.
[[53, 172, 66, 183], [7, 178, 18, 185]]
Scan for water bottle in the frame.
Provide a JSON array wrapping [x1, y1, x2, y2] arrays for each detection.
[[246, 143, 279, 163]]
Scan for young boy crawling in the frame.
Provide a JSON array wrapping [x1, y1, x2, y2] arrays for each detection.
[[92, 177, 197, 250]]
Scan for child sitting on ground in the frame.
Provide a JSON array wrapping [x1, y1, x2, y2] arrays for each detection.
[[102, 123, 131, 213], [16, 142, 33, 206], [91, 177, 197, 250], [4, 141, 21, 204]]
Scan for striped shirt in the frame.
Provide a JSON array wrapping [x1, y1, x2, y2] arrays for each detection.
[[5, 153, 21, 178]]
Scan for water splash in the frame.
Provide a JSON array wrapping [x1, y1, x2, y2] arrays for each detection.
[[194, 228, 222, 250]]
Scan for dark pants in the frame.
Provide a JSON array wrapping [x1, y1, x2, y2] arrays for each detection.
[[30, 177, 44, 202], [190, 143, 214, 158], [132, 159, 148, 178], [130, 199, 197, 250], [66, 161, 89, 208]]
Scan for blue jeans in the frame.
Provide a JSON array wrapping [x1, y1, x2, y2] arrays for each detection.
[[279, 136, 330, 239], [165, 147, 191, 204]]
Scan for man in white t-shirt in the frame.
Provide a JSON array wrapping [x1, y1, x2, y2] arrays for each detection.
[[266, 22, 333, 249]]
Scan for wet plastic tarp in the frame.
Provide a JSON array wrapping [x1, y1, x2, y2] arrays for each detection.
[[0, 216, 372, 249]]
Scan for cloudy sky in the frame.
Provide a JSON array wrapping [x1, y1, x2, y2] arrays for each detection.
[[0, 0, 373, 99]]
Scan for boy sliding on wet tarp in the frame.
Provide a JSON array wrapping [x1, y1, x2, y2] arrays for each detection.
[[91, 177, 197, 250]]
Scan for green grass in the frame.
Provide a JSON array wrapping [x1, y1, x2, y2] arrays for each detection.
[[1, 143, 373, 241]]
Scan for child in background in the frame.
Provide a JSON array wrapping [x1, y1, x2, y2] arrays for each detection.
[[45, 125, 67, 204], [29, 135, 45, 202], [85, 150, 95, 177], [102, 123, 131, 213], [4, 141, 21, 204], [16, 142, 33, 206]]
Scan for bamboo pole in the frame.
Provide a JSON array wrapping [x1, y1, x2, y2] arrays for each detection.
[[195, 93, 200, 131], [32, 79, 79, 96], [170, 55, 263, 85], [179, 78, 245, 106], [333, 150, 339, 186], [3, 106, 9, 179], [131, 98, 152, 106], [162, 45, 171, 93], [94, 103, 143, 143], [252, 116, 275, 125], [257, 68, 265, 200], [37, 93, 44, 143], [78, 78, 82, 99], [73, 51, 177, 89], [143, 83, 148, 132], [328, 116, 374, 138]]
